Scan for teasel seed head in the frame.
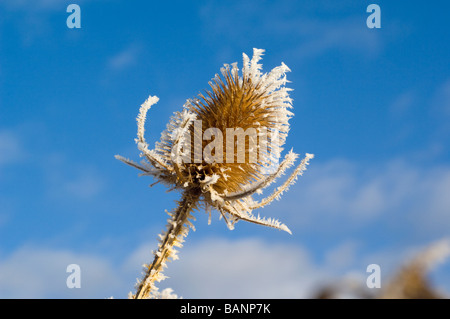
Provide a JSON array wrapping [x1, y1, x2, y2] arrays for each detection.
[[155, 49, 294, 195]]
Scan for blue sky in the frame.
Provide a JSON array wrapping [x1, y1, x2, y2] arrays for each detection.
[[0, 0, 449, 298]]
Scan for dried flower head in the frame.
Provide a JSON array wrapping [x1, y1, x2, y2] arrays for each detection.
[[116, 48, 314, 298], [379, 238, 450, 299], [313, 238, 450, 299]]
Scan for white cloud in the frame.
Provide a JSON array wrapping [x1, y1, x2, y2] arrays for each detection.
[[200, 1, 384, 61], [0, 239, 341, 298], [107, 45, 141, 71], [127, 237, 331, 298], [324, 240, 360, 270], [261, 157, 450, 238], [1, 235, 448, 298], [63, 172, 104, 200], [0, 130, 23, 167], [1, 0, 91, 12], [0, 0, 90, 46], [123, 236, 450, 299], [389, 91, 416, 117], [289, 18, 382, 60], [0, 239, 328, 298], [0, 246, 125, 298], [0, 211, 8, 229], [432, 79, 450, 117], [40, 152, 105, 201], [0, 130, 23, 230], [1, 0, 62, 12]]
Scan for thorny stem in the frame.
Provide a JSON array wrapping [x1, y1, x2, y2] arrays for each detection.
[[134, 190, 200, 299]]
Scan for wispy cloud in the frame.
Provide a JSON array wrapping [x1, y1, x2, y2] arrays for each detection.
[[324, 240, 361, 270], [199, 1, 385, 61], [0, 0, 61, 45], [0, 238, 348, 298], [389, 91, 416, 117], [1, 0, 64, 12], [287, 18, 382, 60], [0, 130, 23, 167], [167, 238, 327, 298], [42, 153, 105, 201], [432, 79, 450, 117], [267, 157, 450, 238], [63, 172, 104, 200], [1, 235, 448, 298], [124, 237, 337, 298], [123, 236, 450, 298], [107, 44, 142, 72], [0, 245, 124, 298], [0, 0, 90, 45]]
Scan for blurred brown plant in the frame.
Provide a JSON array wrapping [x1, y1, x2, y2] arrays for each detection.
[[379, 238, 450, 299], [313, 238, 450, 299]]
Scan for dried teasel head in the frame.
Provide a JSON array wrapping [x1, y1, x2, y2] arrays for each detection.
[[117, 48, 314, 299], [117, 48, 313, 233], [380, 238, 450, 299], [156, 49, 294, 195]]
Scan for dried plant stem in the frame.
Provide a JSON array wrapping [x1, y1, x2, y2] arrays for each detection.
[[134, 191, 200, 299]]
